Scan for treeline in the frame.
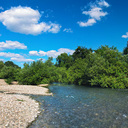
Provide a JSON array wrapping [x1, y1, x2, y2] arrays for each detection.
[[0, 61, 21, 84], [1, 45, 128, 89]]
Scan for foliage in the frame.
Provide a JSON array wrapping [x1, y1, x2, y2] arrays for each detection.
[[4, 61, 20, 68], [88, 46, 128, 88], [0, 61, 4, 71], [54, 67, 68, 83], [56, 53, 73, 68], [123, 47, 128, 55], [0, 45, 128, 89], [0, 66, 20, 84], [17, 60, 47, 85], [72, 46, 93, 60], [41, 78, 50, 84], [45, 57, 54, 67], [5, 78, 13, 84], [68, 58, 89, 85]]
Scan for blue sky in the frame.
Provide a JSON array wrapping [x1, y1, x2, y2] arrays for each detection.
[[0, 0, 128, 67]]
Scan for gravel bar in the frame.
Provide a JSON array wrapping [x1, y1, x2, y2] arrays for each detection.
[[0, 93, 40, 128], [0, 80, 52, 128], [0, 85, 52, 95]]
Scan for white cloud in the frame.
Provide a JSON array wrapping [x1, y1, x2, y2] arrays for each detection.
[[46, 50, 60, 58], [29, 51, 39, 56], [48, 23, 61, 33], [11, 57, 34, 62], [78, 19, 96, 27], [98, 0, 110, 7], [0, 52, 34, 62], [63, 28, 73, 33], [0, 40, 27, 50], [58, 48, 75, 55], [39, 50, 46, 56], [122, 32, 128, 38], [0, 52, 23, 58], [82, 7, 108, 20], [78, 0, 109, 27], [29, 48, 75, 58], [0, 6, 61, 35]]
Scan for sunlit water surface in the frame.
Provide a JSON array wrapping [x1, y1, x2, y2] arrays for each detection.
[[29, 83, 128, 128]]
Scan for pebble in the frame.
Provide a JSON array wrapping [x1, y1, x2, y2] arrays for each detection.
[[0, 93, 41, 128], [0, 79, 52, 128]]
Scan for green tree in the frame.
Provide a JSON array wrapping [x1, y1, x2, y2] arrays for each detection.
[[0, 66, 20, 84], [123, 47, 128, 55], [89, 47, 128, 89], [4, 61, 20, 68], [56, 53, 73, 68], [95, 45, 122, 64], [68, 58, 89, 85], [45, 57, 53, 67], [17, 60, 55, 85], [72, 46, 93, 60], [0, 61, 4, 71]]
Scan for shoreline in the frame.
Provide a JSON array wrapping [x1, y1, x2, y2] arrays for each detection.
[[0, 80, 51, 128], [0, 84, 52, 95]]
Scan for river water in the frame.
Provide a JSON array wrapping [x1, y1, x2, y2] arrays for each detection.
[[29, 83, 128, 128]]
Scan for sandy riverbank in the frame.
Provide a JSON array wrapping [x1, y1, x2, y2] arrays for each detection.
[[0, 79, 51, 128], [0, 85, 52, 95]]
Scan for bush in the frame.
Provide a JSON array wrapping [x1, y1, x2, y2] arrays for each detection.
[[17, 61, 51, 85], [41, 78, 50, 84], [2, 45, 128, 89], [0, 66, 20, 81], [5, 78, 13, 84]]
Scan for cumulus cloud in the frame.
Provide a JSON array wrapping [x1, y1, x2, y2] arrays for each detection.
[[39, 50, 46, 56], [82, 7, 108, 20], [29, 48, 75, 58], [11, 57, 34, 62], [63, 28, 73, 33], [0, 40, 27, 50], [78, 19, 96, 27], [98, 0, 110, 7], [46, 50, 60, 58], [48, 23, 61, 33], [78, 0, 109, 27], [0, 6, 61, 35], [122, 32, 128, 38], [29, 51, 39, 56], [0, 52, 34, 62], [58, 48, 74, 55], [0, 52, 23, 58]]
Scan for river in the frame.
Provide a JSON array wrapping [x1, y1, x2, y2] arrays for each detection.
[[29, 83, 128, 128]]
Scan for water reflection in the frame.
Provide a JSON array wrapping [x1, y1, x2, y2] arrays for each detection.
[[29, 84, 128, 128]]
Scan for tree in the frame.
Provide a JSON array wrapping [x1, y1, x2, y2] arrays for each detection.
[[45, 57, 53, 67], [89, 47, 128, 89], [95, 45, 122, 64], [4, 61, 20, 68], [68, 58, 89, 85], [17, 60, 53, 85], [0, 66, 20, 84], [72, 46, 93, 60], [0, 61, 4, 70], [56, 53, 73, 68], [123, 47, 128, 55]]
